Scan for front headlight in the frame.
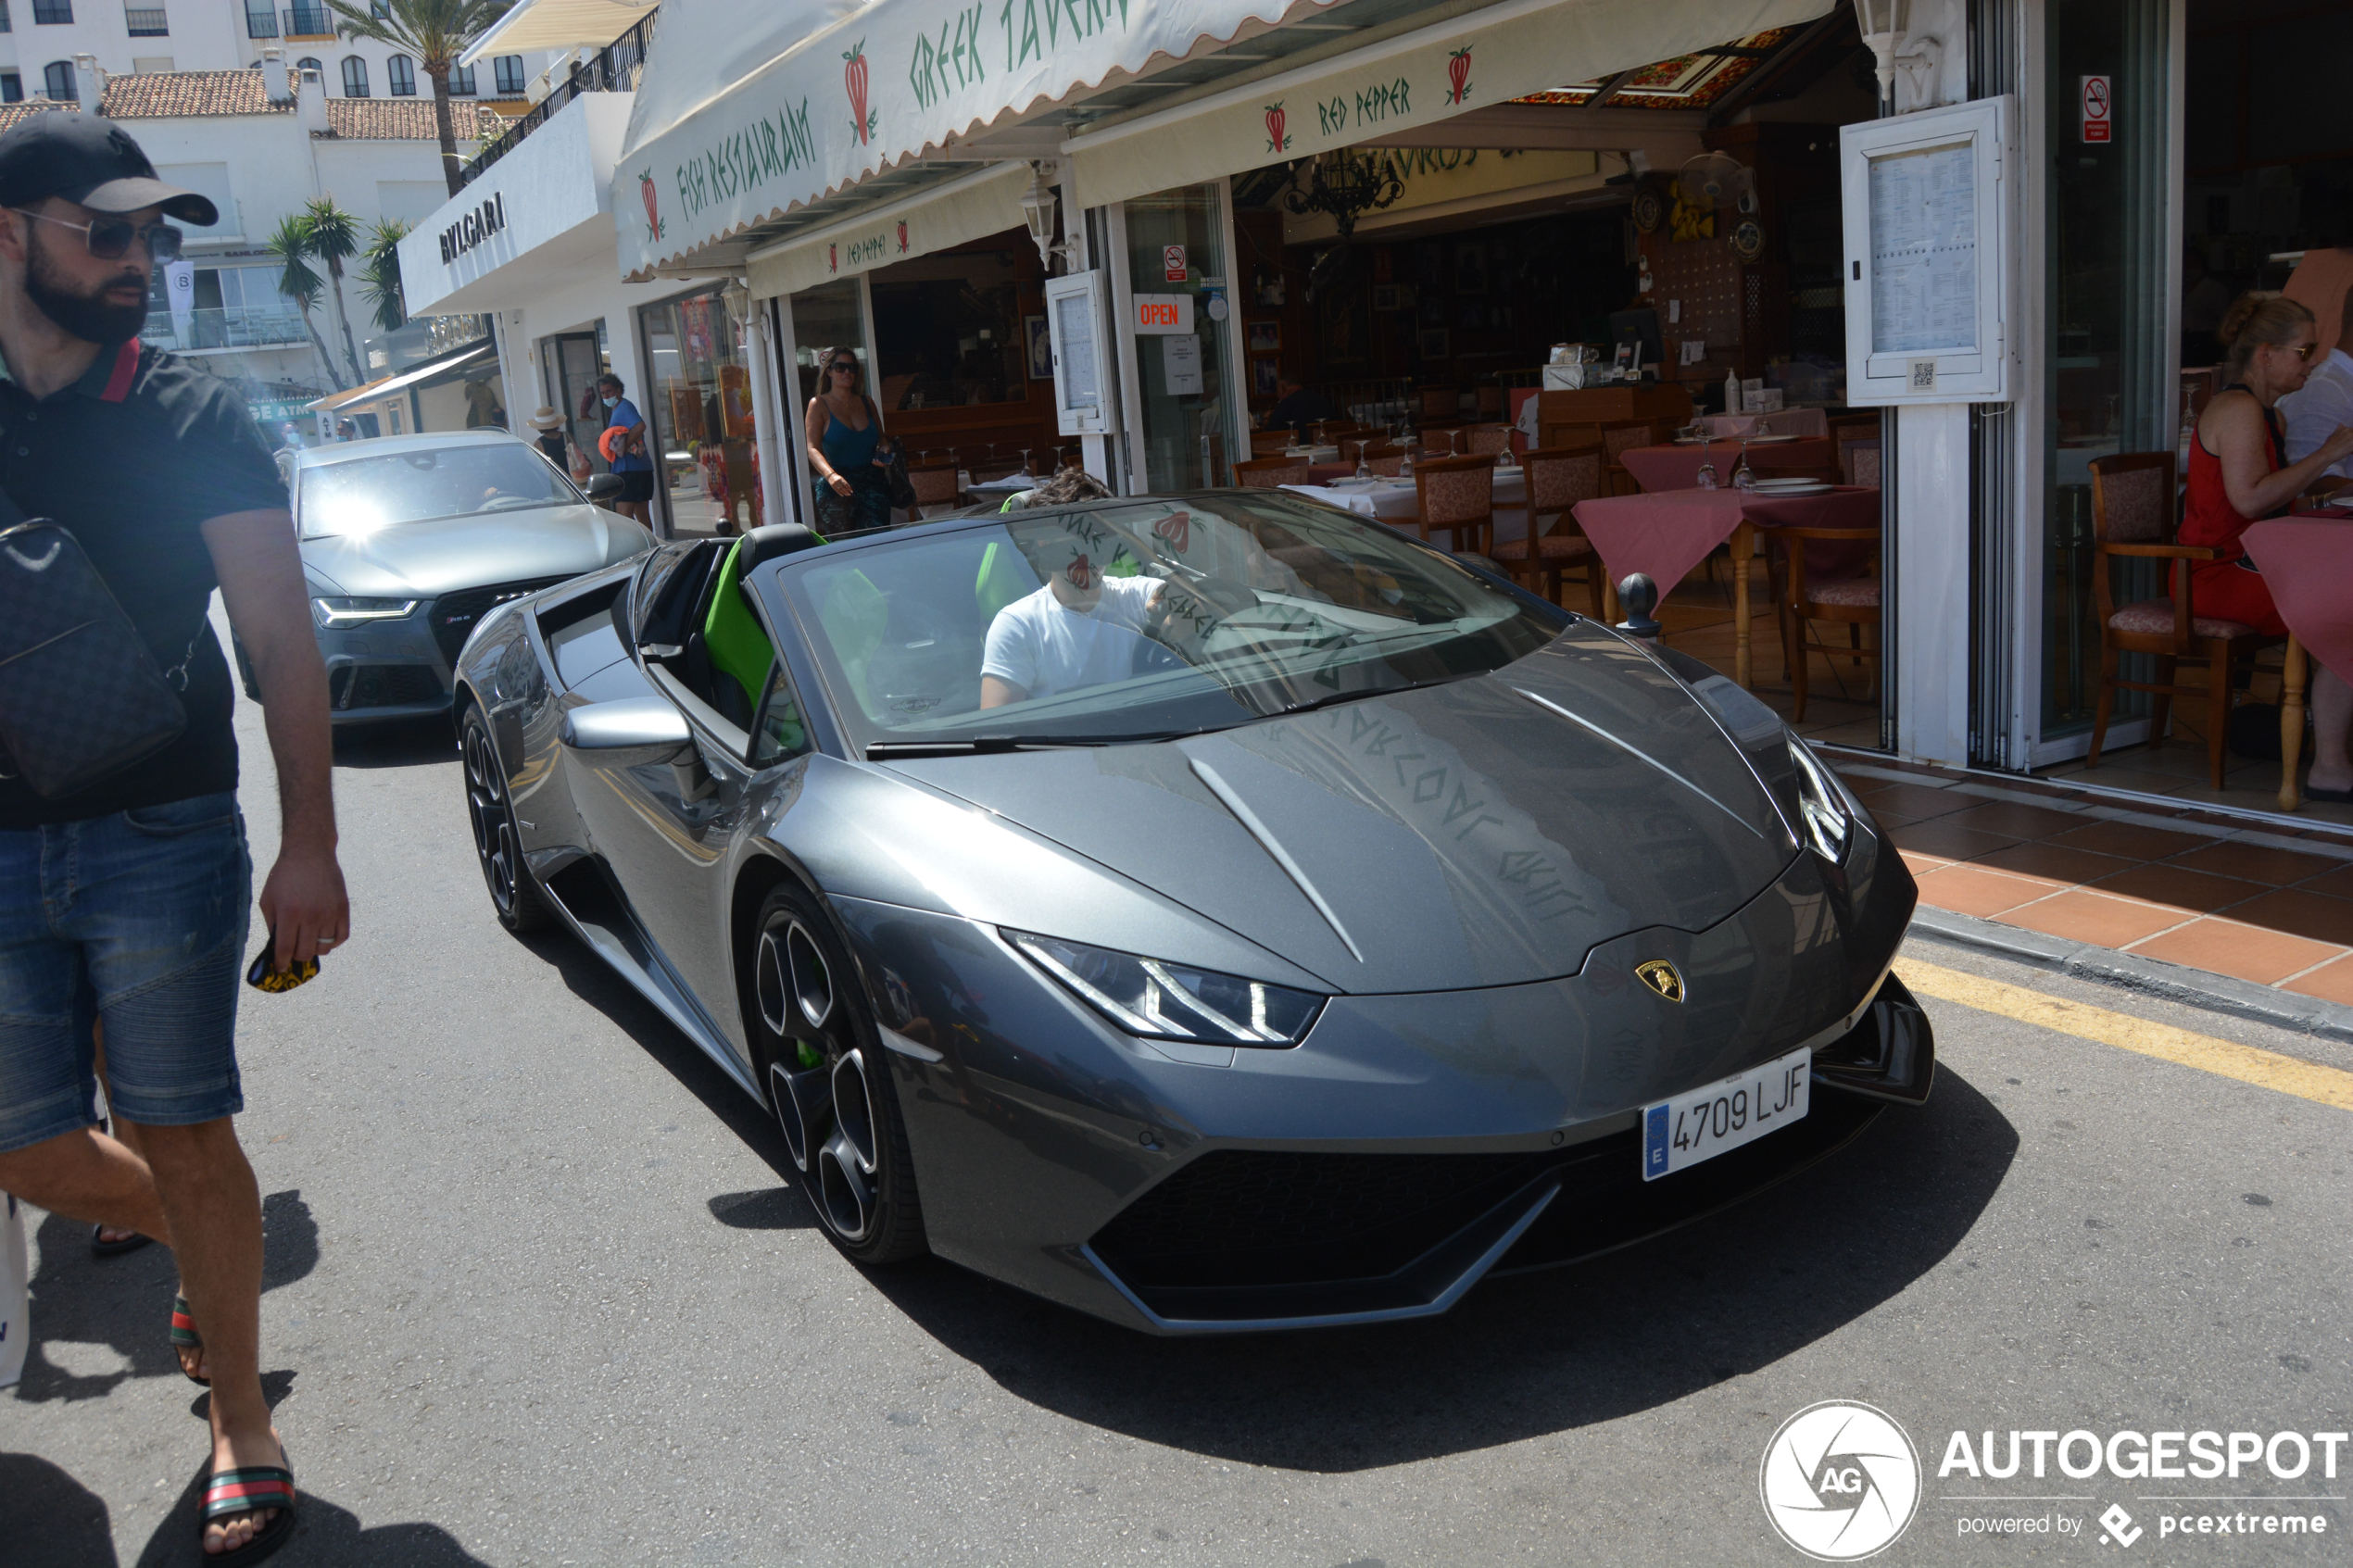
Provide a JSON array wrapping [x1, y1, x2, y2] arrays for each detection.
[[1788, 735, 1853, 860], [1006, 930, 1323, 1047], [312, 596, 418, 629]]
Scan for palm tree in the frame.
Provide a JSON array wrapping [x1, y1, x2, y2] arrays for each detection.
[[303, 196, 367, 385], [328, 0, 515, 195], [359, 219, 411, 333], [267, 213, 346, 391]]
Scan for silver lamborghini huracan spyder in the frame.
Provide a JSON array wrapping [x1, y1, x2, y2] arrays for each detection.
[[447, 487, 1932, 1334]]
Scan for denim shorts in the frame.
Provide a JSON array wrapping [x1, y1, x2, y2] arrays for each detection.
[[0, 792, 252, 1153]]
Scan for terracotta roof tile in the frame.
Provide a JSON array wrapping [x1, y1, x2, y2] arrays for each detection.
[[0, 73, 525, 138]]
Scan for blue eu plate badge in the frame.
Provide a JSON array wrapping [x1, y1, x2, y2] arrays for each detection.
[[1643, 1105, 1671, 1177]]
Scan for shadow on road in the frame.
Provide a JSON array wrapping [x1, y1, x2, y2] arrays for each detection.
[[14, 1191, 319, 1404], [855, 1070, 2017, 1472], [0, 1453, 113, 1567], [331, 716, 458, 772]]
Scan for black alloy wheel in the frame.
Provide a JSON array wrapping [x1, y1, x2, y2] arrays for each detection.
[[460, 706, 550, 935], [750, 883, 925, 1263]]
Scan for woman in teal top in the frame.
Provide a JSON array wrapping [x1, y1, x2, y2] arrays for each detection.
[[802, 348, 895, 533]]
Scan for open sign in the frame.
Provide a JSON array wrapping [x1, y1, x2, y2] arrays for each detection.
[[1132, 293, 1193, 335]]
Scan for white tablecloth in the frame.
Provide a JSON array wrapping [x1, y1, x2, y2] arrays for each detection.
[[1281, 470, 1530, 549]]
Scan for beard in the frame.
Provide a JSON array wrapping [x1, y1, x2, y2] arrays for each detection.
[[25, 234, 148, 345]]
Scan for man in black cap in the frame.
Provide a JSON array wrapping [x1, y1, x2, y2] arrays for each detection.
[[0, 114, 345, 1562]]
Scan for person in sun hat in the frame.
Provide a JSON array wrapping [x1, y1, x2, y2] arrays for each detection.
[[525, 404, 568, 470], [0, 112, 345, 1564]]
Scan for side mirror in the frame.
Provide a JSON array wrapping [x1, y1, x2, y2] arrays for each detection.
[[584, 472, 624, 502], [559, 696, 691, 751]]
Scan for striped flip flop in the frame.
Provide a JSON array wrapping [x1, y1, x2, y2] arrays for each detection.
[[169, 1295, 208, 1386], [202, 1455, 296, 1564]]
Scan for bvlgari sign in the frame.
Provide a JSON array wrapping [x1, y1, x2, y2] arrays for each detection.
[[437, 193, 509, 264]]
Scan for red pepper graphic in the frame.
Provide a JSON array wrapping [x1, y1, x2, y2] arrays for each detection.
[[897, 220, 910, 254], [843, 40, 877, 145], [637, 170, 663, 242], [1264, 102, 1289, 155], [828, 243, 837, 274], [1446, 46, 1473, 106], [1065, 555, 1093, 590], [1153, 513, 1189, 554]]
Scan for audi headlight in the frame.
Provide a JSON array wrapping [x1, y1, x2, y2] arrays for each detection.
[[1789, 735, 1853, 860], [312, 596, 418, 628], [1007, 930, 1323, 1047]]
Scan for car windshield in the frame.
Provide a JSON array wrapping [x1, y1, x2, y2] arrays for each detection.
[[300, 445, 580, 538], [777, 492, 1567, 751]]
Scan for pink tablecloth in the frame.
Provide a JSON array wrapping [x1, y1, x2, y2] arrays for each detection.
[[2244, 516, 2353, 686], [1573, 486, 1880, 591], [1618, 438, 1837, 494]]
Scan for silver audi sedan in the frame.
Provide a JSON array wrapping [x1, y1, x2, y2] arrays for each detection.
[[253, 430, 656, 724]]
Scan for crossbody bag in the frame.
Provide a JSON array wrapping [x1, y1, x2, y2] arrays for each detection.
[[0, 492, 197, 799]]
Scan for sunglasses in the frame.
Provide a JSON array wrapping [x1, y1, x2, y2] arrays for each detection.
[[2280, 342, 2319, 363], [13, 207, 183, 262], [829, 362, 857, 374]]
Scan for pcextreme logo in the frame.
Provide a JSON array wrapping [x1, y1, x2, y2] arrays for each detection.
[[1761, 1401, 1923, 1561]]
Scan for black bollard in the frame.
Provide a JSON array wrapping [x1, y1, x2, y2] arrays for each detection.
[[1616, 573, 1661, 639]]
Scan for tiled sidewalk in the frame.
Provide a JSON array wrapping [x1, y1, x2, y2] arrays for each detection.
[[1835, 756, 2353, 1006]]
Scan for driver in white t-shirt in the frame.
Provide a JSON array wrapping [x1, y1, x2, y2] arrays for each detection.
[[980, 551, 1166, 708]]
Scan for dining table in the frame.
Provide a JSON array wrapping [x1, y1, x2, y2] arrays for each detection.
[[1282, 468, 1529, 548], [1694, 408, 1831, 440], [2241, 503, 2353, 809], [1617, 436, 1839, 495], [1572, 485, 1881, 687]]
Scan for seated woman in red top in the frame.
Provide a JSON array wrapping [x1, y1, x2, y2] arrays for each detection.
[[2186, 294, 2353, 796]]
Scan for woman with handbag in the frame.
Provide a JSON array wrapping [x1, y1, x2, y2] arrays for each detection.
[[803, 348, 899, 533]]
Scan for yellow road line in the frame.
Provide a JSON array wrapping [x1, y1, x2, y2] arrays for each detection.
[[1896, 959, 2353, 1113]]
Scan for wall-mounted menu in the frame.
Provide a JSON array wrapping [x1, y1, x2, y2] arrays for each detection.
[[1868, 141, 1977, 356]]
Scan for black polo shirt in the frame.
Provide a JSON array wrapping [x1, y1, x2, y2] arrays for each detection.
[[0, 339, 288, 827]]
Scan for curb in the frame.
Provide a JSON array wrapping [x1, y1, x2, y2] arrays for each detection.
[[1904, 905, 2353, 1047]]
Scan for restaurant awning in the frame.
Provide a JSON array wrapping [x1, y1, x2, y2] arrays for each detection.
[[308, 343, 498, 412], [612, 0, 1829, 280], [1061, 0, 1829, 209], [460, 0, 659, 68], [747, 161, 1032, 300]]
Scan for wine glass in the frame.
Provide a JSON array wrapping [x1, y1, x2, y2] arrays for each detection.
[[1352, 439, 1372, 480], [1694, 454, 1719, 490], [1017, 447, 1035, 481], [1731, 436, 1755, 491]]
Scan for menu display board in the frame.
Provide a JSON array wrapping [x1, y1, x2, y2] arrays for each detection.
[[1840, 96, 2013, 406], [1868, 142, 1978, 356], [1045, 271, 1109, 435]]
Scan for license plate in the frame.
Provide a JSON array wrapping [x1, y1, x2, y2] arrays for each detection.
[[1641, 1047, 1810, 1181]]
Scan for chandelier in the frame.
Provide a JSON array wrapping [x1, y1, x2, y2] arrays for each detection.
[[1281, 151, 1404, 244]]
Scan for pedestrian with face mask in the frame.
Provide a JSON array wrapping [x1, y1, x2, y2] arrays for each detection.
[[597, 372, 654, 525], [0, 114, 348, 1562]]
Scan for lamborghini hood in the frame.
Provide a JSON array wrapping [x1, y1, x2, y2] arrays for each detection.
[[888, 627, 1801, 995]]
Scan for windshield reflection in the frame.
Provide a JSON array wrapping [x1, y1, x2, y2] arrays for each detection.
[[782, 493, 1567, 750], [301, 444, 582, 537]]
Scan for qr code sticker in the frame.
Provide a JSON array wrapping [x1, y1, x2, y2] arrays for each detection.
[[1908, 358, 1937, 391]]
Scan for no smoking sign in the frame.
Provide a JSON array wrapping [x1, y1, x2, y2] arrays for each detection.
[[1164, 245, 1187, 282], [2081, 74, 2111, 144]]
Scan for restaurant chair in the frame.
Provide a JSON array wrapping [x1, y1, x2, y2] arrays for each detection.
[[1464, 424, 1513, 457], [1235, 454, 1311, 488], [1409, 453, 1499, 556], [1826, 412, 1881, 445], [1360, 442, 1406, 477], [907, 461, 962, 519], [1476, 384, 1504, 419], [1251, 429, 1295, 456], [1838, 435, 1881, 487], [1600, 420, 1662, 495], [1417, 385, 1457, 422], [1783, 527, 1881, 721], [1488, 446, 1604, 616], [2083, 450, 2276, 790]]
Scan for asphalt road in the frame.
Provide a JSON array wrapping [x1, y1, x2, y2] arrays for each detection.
[[4, 672, 2348, 1567]]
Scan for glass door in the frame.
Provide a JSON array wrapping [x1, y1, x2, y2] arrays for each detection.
[[2038, 0, 2172, 738], [1124, 184, 1237, 490], [544, 330, 609, 476]]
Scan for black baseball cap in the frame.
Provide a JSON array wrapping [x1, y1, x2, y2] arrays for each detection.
[[0, 113, 218, 225]]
